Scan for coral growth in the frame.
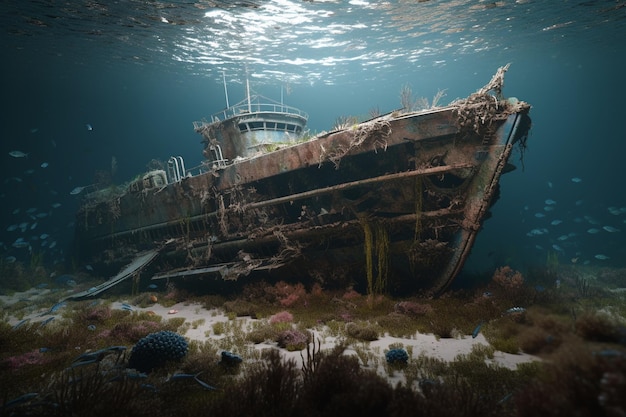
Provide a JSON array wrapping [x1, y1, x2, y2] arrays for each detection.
[[269, 310, 294, 324], [394, 301, 433, 316], [276, 329, 310, 351], [492, 266, 524, 290], [127, 330, 189, 373], [385, 348, 409, 365], [575, 311, 623, 343], [3, 350, 46, 370]]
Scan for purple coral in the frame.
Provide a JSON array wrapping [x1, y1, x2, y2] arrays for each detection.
[[4, 350, 45, 370], [269, 311, 294, 324], [276, 329, 310, 351]]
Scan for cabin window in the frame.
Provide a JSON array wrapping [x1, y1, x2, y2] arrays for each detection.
[[238, 123, 249, 133], [249, 122, 264, 130], [277, 123, 286, 130]]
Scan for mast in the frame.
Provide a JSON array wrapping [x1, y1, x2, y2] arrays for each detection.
[[246, 77, 252, 113], [222, 71, 230, 109]]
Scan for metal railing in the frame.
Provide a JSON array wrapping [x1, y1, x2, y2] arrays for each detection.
[[209, 97, 308, 123]]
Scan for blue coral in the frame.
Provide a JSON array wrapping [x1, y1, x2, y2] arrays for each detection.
[[385, 348, 409, 365], [128, 330, 188, 373]]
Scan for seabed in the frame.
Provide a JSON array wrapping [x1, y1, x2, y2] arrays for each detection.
[[1, 261, 625, 416]]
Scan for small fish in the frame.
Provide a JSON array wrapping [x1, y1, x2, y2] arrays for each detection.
[[543, 206, 555, 211], [168, 372, 218, 391], [547, 181, 553, 188], [587, 228, 601, 234], [1, 392, 39, 409], [40, 317, 55, 327], [551, 244, 564, 252], [544, 199, 557, 205], [40, 162, 49, 168], [86, 123, 93, 131], [534, 212, 545, 218], [70, 186, 86, 195], [9, 150, 28, 158], [5, 256, 17, 263], [6, 224, 18, 232], [557, 234, 569, 241], [147, 284, 158, 289], [571, 177, 582, 183], [85, 264, 93, 271], [498, 393, 513, 405], [12, 318, 31, 329], [12, 238, 30, 249], [550, 220, 562, 226], [504, 307, 526, 315], [51, 203, 62, 208], [602, 226, 620, 233], [594, 254, 610, 260], [40, 233, 49, 240], [39, 301, 66, 316], [472, 322, 483, 338]]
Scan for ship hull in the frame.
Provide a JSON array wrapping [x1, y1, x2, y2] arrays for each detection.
[[75, 91, 531, 295]]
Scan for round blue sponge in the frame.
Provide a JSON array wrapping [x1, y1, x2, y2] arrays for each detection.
[[385, 348, 409, 365], [128, 330, 188, 373]]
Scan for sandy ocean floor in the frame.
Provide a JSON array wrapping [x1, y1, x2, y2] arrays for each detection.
[[1, 286, 539, 385]]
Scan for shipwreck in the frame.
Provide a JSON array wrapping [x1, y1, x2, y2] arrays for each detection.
[[73, 65, 531, 297]]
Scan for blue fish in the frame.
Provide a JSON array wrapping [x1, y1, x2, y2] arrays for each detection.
[[12, 318, 30, 330], [39, 317, 55, 327], [472, 322, 483, 339], [168, 372, 217, 391], [8, 150, 28, 158], [39, 301, 66, 316], [147, 284, 158, 290], [1, 392, 38, 409]]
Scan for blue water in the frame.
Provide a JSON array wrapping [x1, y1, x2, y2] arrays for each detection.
[[1, 1, 625, 278]]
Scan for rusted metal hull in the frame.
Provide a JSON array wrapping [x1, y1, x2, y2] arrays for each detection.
[[75, 83, 531, 295]]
